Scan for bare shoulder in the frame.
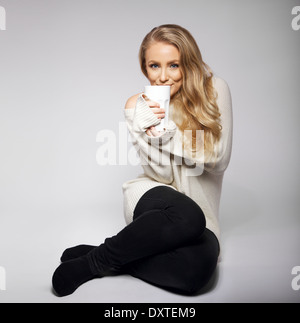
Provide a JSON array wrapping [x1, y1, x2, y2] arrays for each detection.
[[125, 93, 142, 109]]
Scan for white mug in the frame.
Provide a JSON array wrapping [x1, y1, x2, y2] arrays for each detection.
[[144, 85, 171, 131]]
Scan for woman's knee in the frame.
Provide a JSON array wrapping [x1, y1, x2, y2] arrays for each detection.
[[168, 194, 206, 237], [133, 186, 173, 220], [133, 186, 206, 237], [148, 187, 205, 226]]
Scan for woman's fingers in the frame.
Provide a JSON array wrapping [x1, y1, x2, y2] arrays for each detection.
[[146, 128, 153, 137], [149, 126, 161, 137], [144, 99, 165, 119], [152, 108, 165, 119], [146, 126, 162, 137], [146, 100, 160, 108]]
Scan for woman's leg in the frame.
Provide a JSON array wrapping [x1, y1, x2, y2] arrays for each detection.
[[86, 186, 206, 274], [123, 229, 220, 295], [52, 186, 206, 296]]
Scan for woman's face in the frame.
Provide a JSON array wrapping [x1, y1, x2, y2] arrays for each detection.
[[145, 42, 183, 98]]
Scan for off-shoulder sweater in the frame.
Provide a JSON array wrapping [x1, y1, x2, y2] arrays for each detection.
[[122, 76, 233, 241]]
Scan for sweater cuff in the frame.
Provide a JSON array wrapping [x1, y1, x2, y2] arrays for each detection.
[[133, 94, 161, 132]]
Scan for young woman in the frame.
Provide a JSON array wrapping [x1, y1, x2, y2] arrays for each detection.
[[52, 24, 233, 297]]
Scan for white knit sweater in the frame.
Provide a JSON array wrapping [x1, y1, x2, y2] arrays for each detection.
[[122, 76, 233, 241]]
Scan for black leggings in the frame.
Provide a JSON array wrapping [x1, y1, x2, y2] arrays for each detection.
[[88, 186, 220, 295]]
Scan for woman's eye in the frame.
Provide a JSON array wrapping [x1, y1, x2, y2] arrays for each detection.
[[150, 64, 159, 69], [170, 64, 179, 68]]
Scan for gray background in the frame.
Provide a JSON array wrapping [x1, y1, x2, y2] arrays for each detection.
[[0, 0, 299, 303]]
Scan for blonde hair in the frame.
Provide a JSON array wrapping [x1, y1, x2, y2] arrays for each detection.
[[139, 24, 222, 160]]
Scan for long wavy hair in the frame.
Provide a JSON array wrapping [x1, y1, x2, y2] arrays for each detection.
[[139, 24, 222, 161]]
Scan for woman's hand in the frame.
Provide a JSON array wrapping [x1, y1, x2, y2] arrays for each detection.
[[146, 126, 162, 137], [143, 95, 165, 137]]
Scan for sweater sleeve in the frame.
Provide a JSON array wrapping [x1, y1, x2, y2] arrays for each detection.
[[125, 95, 177, 184], [204, 77, 233, 174]]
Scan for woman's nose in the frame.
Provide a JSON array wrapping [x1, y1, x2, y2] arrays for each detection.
[[159, 68, 169, 83]]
